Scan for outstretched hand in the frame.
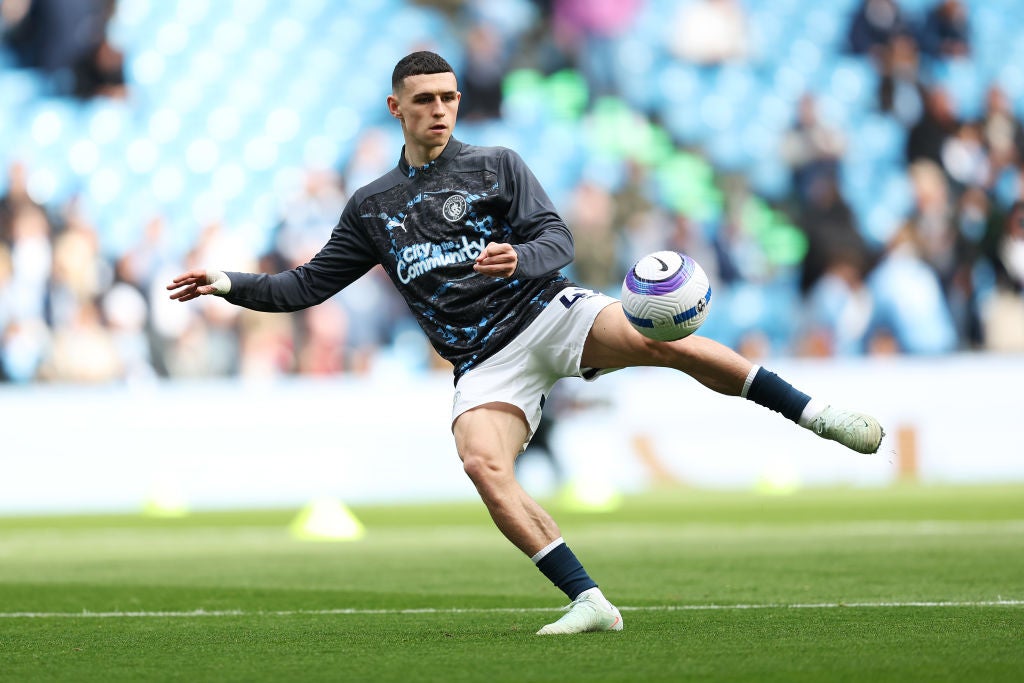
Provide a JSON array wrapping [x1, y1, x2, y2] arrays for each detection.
[[473, 242, 518, 278], [166, 269, 231, 302]]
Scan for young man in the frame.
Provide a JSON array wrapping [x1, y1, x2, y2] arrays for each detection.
[[168, 51, 884, 635]]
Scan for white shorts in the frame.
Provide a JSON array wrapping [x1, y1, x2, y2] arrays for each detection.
[[451, 287, 619, 449]]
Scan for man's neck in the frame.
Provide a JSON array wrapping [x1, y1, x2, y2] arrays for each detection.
[[404, 140, 448, 168]]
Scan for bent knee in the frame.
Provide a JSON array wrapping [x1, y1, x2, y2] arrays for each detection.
[[462, 452, 514, 485]]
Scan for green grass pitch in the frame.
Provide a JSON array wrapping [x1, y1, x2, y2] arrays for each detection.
[[1, 485, 1022, 682]]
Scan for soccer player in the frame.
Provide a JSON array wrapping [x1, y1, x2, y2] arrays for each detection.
[[167, 51, 884, 635]]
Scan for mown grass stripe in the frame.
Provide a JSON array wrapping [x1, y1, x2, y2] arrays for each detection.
[[2, 600, 1021, 619]]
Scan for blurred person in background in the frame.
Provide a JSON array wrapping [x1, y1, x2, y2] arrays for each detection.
[[550, 0, 643, 98], [457, 22, 508, 121], [979, 85, 1024, 180], [942, 121, 990, 192], [38, 298, 121, 383], [795, 175, 874, 297], [781, 93, 847, 208], [0, 161, 41, 247], [102, 264, 157, 383], [168, 51, 884, 636], [71, 33, 126, 100], [2, 0, 120, 96], [868, 223, 958, 354], [980, 200, 1024, 351], [906, 86, 959, 168], [949, 186, 993, 346], [562, 180, 618, 292], [799, 251, 875, 357], [670, 0, 748, 67], [0, 190, 52, 382], [904, 160, 961, 305], [919, 0, 970, 60], [0, 244, 13, 381], [846, 0, 910, 60], [876, 33, 927, 128]]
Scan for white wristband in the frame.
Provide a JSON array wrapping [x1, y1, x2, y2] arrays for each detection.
[[206, 270, 232, 295]]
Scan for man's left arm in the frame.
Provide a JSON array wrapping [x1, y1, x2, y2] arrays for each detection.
[[498, 148, 574, 279]]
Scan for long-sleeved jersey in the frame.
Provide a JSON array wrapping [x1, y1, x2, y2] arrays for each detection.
[[224, 138, 576, 380]]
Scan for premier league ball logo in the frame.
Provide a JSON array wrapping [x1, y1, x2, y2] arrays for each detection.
[[442, 194, 467, 222]]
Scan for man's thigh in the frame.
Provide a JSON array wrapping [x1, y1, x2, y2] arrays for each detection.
[[452, 402, 532, 464], [581, 301, 662, 369]]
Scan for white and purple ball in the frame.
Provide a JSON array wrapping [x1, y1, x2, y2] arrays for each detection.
[[621, 251, 712, 341]]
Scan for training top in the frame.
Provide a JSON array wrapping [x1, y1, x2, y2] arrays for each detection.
[[224, 137, 575, 381]]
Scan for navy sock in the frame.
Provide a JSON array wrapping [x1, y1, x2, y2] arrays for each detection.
[[535, 543, 597, 600], [744, 367, 811, 423]]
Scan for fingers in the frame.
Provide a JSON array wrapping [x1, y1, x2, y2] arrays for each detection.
[[166, 270, 209, 301], [474, 242, 517, 277]]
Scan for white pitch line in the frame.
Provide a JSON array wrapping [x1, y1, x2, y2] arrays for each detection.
[[1, 600, 1022, 619]]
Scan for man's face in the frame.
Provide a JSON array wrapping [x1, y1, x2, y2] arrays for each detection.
[[388, 72, 460, 152]]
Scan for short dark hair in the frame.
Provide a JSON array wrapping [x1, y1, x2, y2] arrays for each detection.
[[391, 51, 455, 92]]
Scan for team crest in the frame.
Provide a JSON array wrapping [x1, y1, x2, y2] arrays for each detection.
[[442, 194, 467, 222]]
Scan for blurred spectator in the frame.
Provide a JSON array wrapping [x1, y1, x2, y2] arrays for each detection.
[[664, 209, 720, 286], [48, 203, 112, 329], [273, 168, 348, 270], [0, 244, 12, 380], [795, 175, 874, 297], [458, 22, 508, 121], [563, 180, 618, 291], [942, 121, 990, 191], [992, 202, 1024, 293], [800, 254, 875, 357], [71, 35, 126, 100], [38, 299, 121, 382], [978, 201, 1024, 351], [617, 208, 671, 279], [980, 86, 1024, 178], [332, 267, 407, 373], [950, 186, 991, 345], [905, 160, 957, 287], [877, 33, 927, 127], [919, 0, 970, 60], [978, 201, 1024, 350], [1, 189, 53, 382], [0, 161, 41, 247], [342, 127, 397, 195], [236, 309, 294, 379], [670, 0, 748, 67], [118, 215, 171, 291], [296, 302, 348, 375], [6, 202, 51, 324], [780, 93, 847, 207], [2, 0, 118, 95], [867, 225, 958, 354], [551, 0, 643, 98], [102, 267, 156, 382], [846, 0, 911, 60], [906, 86, 959, 167]]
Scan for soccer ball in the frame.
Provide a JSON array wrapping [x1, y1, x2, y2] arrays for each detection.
[[620, 251, 712, 341]]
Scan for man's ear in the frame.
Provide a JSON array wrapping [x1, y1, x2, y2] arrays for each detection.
[[387, 94, 402, 120]]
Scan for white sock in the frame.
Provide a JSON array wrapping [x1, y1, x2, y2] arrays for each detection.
[[530, 537, 564, 564], [740, 365, 759, 398], [798, 398, 829, 428]]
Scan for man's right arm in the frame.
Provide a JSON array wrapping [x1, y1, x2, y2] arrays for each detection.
[[168, 204, 379, 312]]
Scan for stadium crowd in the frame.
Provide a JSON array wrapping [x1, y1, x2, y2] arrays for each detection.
[[1, 0, 1023, 384]]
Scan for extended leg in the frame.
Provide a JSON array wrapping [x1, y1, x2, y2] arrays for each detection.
[[582, 304, 884, 453]]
